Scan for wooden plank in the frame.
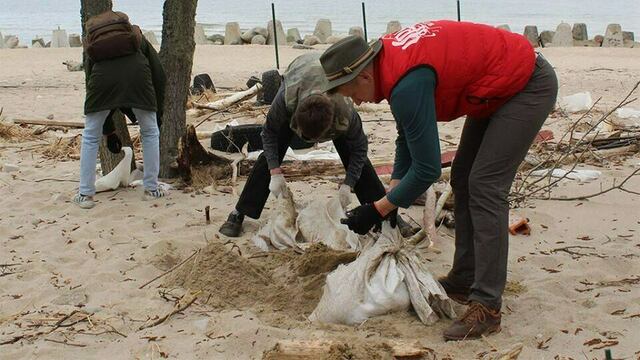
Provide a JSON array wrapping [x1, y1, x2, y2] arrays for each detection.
[[13, 119, 85, 128]]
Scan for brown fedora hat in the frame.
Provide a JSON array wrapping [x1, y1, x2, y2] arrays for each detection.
[[319, 35, 382, 92]]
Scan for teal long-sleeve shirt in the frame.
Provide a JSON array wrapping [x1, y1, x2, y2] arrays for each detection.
[[387, 67, 442, 208]]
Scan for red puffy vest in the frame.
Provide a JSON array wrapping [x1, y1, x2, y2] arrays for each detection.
[[375, 20, 536, 121]]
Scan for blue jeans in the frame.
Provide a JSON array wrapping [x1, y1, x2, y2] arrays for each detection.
[[79, 108, 160, 196]]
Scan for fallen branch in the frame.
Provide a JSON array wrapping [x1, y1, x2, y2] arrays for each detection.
[[194, 83, 262, 111], [512, 81, 640, 204], [138, 291, 200, 330], [44, 338, 87, 347], [13, 119, 85, 128], [139, 249, 200, 289], [1, 335, 27, 345], [549, 168, 640, 201], [33, 178, 77, 183], [550, 246, 606, 258]]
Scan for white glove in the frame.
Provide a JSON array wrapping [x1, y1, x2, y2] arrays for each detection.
[[338, 183, 352, 209], [269, 174, 286, 198]]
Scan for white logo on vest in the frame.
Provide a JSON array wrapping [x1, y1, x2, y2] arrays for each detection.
[[388, 22, 442, 50]]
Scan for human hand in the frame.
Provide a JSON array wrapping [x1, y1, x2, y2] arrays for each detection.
[[269, 173, 286, 197], [338, 183, 352, 209], [340, 203, 383, 235]]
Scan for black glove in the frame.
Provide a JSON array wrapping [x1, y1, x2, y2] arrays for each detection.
[[371, 208, 398, 232], [106, 132, 122, 154], [341, 204, 382, 235]]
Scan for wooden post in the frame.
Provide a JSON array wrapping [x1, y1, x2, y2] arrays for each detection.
[[361, 2, 368, 42], [271, 3, 280, 69]]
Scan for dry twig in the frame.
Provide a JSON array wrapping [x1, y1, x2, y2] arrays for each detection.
[[511, 81, 640, 205], [549, 168, 640, 201], [139, 249, 200, 289], [138, 291, 200, 330]]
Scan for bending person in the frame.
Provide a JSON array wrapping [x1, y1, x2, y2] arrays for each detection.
[[320, 21, 558, 340], [219, 53, 416, 238]]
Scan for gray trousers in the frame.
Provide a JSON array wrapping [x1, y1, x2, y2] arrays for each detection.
[[449, 55, 558, 309]]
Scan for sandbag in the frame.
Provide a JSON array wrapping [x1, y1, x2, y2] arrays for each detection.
[[252, 186, 301, 252], [95, 147, 169, 193], [310, 222, 456, 326], [252, 186, 361, 252], [297, 198, 360, 251], [309, 226, 410, 325], [95, 147, 133, 192]]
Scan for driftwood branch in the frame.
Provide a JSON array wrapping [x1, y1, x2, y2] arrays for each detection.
[[511, 81, 640, 205], [194, 83, 262, 111], [13, 119, 85, 128], [549, 168, 640, 201], [138, 291, 200, 330], [550, 246, 606, 259]]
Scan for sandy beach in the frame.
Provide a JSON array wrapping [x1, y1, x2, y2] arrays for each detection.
[[1, 45, 640, 359]]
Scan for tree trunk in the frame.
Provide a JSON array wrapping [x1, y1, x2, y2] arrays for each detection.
[[80, 0, 134, 175], [158, 0, 198, 178]]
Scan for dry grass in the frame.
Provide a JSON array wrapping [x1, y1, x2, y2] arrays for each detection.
[[38, 135, 82, 161], [190, 164, 232, 190], [505, 280, 528, 296], [0, 122, 36, 143], [130, 133, 143, 158]]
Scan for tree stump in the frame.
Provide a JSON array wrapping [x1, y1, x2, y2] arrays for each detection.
[[177, 125, 232, 184]]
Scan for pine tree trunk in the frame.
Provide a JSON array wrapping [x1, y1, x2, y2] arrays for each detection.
[[80, 0, 134, 175], [158, 0, 198, 178]]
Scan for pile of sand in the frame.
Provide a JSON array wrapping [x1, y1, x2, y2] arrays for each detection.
[[165, 242, 357, 324]]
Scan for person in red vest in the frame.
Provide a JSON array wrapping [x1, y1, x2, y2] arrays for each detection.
[[320, 20, 558, 340]]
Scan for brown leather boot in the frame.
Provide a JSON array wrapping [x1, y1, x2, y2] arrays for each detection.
[[443, 302, 501, 341], [438, 276, 471, 305]]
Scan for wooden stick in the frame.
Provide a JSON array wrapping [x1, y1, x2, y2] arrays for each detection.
[[194, 84, 262, 111], [138, 249, 200, 289], [44, 338, 87, 347], [138, 292, 200, 330], [13, 119, 85, 128], [549, 168, 640, 201]]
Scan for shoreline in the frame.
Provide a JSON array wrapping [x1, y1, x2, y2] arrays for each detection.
[[2, 19, 638, 49]]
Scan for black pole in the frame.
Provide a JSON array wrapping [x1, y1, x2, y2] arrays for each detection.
[[456, 0, 461, 21], [271, 3, 280, 69], [361, 2, 368, 42]]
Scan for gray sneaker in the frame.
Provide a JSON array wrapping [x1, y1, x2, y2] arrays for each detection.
[[144, 188, 168, 201], [73, 193, 95, 209]]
